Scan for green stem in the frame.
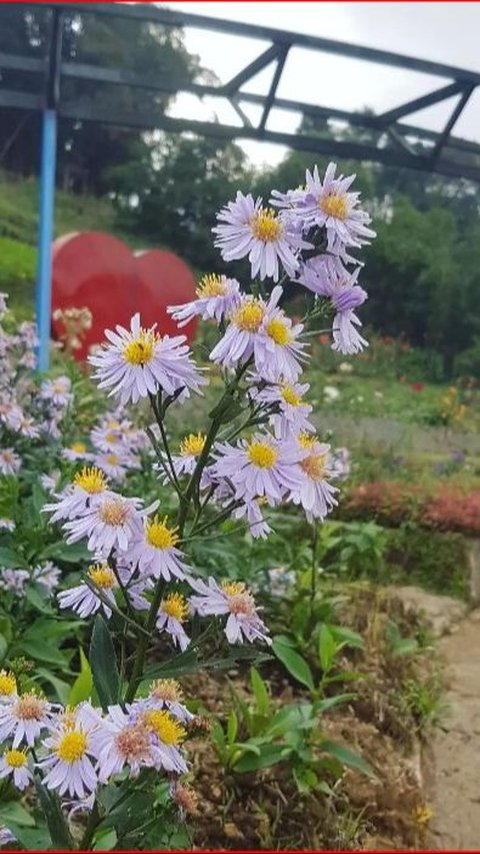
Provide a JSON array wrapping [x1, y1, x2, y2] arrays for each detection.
[[79, 801, 100, 850], [125, 359, 252, 704]]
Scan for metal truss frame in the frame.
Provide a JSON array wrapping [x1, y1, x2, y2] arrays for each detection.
[[0, 2, 479, 181]]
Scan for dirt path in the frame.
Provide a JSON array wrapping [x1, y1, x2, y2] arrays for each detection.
[[425, 610, 480, 849]]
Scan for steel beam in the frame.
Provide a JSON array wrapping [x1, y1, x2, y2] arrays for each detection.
[[57, 101, 480, 182]]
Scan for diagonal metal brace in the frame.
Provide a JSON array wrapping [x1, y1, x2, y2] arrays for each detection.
[[223, 44, 280, 96], [258, 43, 290, 132], [379, 81, 465, 125]]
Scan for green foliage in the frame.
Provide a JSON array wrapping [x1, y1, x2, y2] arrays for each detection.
[[211, 666, 374, 792]]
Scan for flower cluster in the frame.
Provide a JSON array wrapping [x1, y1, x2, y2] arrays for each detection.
[[0, 673, 191, 799], [2, 163, 375, 834]]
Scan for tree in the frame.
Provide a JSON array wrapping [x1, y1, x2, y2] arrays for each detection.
[[0, 5, 201, 193]]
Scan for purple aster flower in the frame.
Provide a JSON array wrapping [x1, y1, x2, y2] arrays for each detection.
[[89, 705, 157, 782], [88, 313, 207, 405], [127, 515, 190, 582], [93, 451, 130, 482], [39, 704, 98, 798], [0, 569, 30, 597], [189, 577, 270, 645], [62, 442, 93, 463], [212, 431, 304, 504], [273, 163, 375, 253], [33, 561, 61, 591], [233, 498, 272, 539], [210, 286, 307, 381], [139, 679, 193, 724], [252, 379, 314, 439], [40, 376, 73, 407], [58, 563, 118, 619], [0, 692, 55, 747], [300, 258, 368, 355], [0, 448, 21, 476], [253, 285, 308, 381], [290, 434, 338, 522], [0, 748, 32, 791], [43, 467, 111, 523], [213, 191, 307, 281], [168, 274, 241, 327], [156, 592, 191, 651], [0, 518, 15, 532], [63, 494, 151, 556]]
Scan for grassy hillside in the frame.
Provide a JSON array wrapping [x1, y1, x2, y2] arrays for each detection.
[[0, 169, 136, 316]]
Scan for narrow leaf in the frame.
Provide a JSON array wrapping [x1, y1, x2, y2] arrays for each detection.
[[89, 615, 120, 709]]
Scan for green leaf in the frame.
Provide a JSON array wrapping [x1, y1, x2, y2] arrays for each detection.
[[250, 666, 269, 716], [234, 743, 290, 773], [94, 828, 118, 850], [390, 638, 419, 657], [90, 615, 120, 709], [36, 668, 71, 705], [227, 710, 238, 745], [0, 546, 24, 568], [0, 802, 35, 827], [40, 540, 91, 563], [272, 636, 315, 691], [318, 624, 338, 674], [0, 632, 7, 663], [329, 624, 365, 650], [316, 693, 357, 713], [321, 740, 377, 779], [32, 484, 47, 517], [25, 586, 53, 614], [69, 648, 94, 706], [1, 821, 53, 850], [17, 640, 69, 667]]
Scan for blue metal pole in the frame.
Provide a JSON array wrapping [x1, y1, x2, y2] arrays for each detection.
[[35, 108, 57, 373]]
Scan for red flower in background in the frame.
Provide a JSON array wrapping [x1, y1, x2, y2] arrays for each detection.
[[411, 382, 424, 393]]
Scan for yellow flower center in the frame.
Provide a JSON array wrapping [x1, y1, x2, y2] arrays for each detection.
[[222, 581, 246, 597], [0, 670, 17, 696], [73, 466, 107, 494], [145, 516, 179, 550], [319, 193, 348, 220], [56, 730, 88, 764], [300, 452, 329, 482], [298, 432, 317, 450], [5, 749, 27, 769], [99, 498, 130, 527], [247, 440, 278, 469], [106, 453, 120, 465], [180, 433, 206, 457], [231, 300, 265, 333], [106, 419, 120, 429], [281, 384, 301, 407], [116, 725, 151, 762], [144, 710, 187, 746], [250, 209, 282, 242], [16, 694, 46, 721], [105, 432, 119, 444], [161, 592, 189, 622], [149, 679, 183, 703], [70, 442, 87, 454], [266, 318, 291, 346], [123, 330, 159, 366], [196, 274, 227, 298], [88, 564, 116, 589]]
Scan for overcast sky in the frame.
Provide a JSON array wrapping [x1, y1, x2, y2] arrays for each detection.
[[164, 2, 480, 167]]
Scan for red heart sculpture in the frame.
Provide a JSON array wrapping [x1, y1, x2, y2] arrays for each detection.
[[51, 232, 197, 362]]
